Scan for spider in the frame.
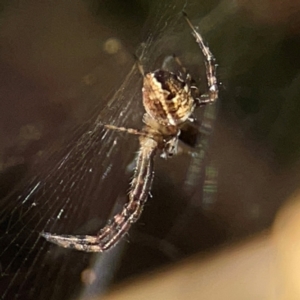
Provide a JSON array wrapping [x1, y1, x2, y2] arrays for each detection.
[[41, 12, 218, 252]]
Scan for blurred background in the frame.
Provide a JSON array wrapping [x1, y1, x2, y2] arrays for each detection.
[[0, 0, 300, 299]]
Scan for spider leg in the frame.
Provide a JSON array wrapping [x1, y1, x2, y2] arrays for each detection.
[[42, 136, 157, 252], [41, 232, 101, 252], [104, 124, 149, 137], [182, 11, 218, 106], [172, 54, 194, 84]]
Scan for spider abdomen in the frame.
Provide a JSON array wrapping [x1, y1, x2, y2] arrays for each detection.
[[142, 70, 195, 126]]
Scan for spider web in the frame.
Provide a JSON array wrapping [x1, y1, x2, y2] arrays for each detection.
[[0, 1, 218, 300]]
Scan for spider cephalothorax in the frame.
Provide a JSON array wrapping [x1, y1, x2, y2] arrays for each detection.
[[42, 12, 218, 252]]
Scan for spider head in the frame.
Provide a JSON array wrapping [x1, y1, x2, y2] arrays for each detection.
[[142, 70, 195, 126]]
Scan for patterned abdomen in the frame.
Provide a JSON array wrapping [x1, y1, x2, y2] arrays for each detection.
[[142, 70, 195, 126]]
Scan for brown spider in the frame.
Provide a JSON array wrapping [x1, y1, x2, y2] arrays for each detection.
[[41, 12, 218, 252]]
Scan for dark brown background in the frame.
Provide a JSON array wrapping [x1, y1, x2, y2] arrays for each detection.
[[1, 0, 300, 299]]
